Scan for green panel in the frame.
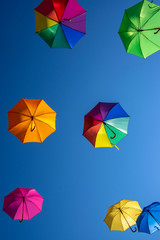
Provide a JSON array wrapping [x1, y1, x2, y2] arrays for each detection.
[[142, 9, 160, 29], [140, 0, 160, 28], [104, 124, 127, 145], [38, 24, 59, 48], [119, 31, 138, 51], [125, 1, 144, 29], [127, 33, 144, 58], [52, 25, 71, 48], [143, 29, 160, 47], [140, 32, 160, 58], [105, 117, 130, 134], [119, 11, 137, 33]]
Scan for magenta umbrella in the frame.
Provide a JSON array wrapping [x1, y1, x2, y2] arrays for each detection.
[[3, 188, 44, 222]]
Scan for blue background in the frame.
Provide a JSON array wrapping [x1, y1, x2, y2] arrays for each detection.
[[0, 0, 160, 239]]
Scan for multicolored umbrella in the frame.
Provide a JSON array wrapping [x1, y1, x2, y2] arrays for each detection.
[[119, 0, 160, 58], [137, 202, 160, 234], [8, 99, 56, 143], [104, 200, 142, 232], [35, 0, 86, 48], [83, 102, 130, 149], [3, 188, 44, 222]]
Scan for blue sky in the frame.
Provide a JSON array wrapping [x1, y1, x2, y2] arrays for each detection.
[[1, 0, 160, 239]]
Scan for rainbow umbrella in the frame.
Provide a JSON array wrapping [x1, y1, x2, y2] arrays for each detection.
[[83, 102, 130, 149], [3, 188, 44, 222], [35, 0, 86, 48]]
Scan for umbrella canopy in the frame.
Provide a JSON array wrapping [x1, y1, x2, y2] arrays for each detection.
[[83, 102, 130, 149], [119, 0, 160, 58], [3, 188, 44, 222], [8, 99, 56, 143], [35, 0, 86, 48], [137, 202, 160, 234], [104, 200, 142, 232]]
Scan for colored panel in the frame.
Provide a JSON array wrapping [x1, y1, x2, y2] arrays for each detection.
[[86, 103, 102, 121], [104, 104, 129, 121], [34, 119, 55, 142], [125, 1, 143, 29], [140, 0, 160, 28], [35, 113, 56, 130], [34, 99, 56, 116], [8, 120, 31, 143], [142, 9, 160, 29], [23, 99, 41, 116], [62, 0, 86, 20], [83, 123, 102, 147], [62, 12, 86, 33], [119, 31, 138, 52], [52, 25, 71, 48], [140, 32, 160, 58], [104, 124, 127, 145], [95, 123, 112, 148], [99, 102, 117, 121], [105, 117, 130, 134], [8, 99, 31, 116], [35, 11, 58, 32], [35, 0, 59, 22], [61, 24, 85, 48], [52, 0, 68, 21], [23, 121, 42, 143], [8, 113, 30, 131], [119, 11, 137, 33], [83, 116, 101, 134], [38, 24, 59, 47]]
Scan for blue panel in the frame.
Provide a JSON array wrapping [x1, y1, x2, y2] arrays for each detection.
[[137, 213, 150, 233], [104, 103, 129, 121], [61, 24, 85, 48]]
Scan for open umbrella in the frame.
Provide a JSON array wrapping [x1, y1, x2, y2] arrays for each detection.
[[104, 200, 142, 232], [8, 99, 56, 143], [119, 0, 160, 58], [3, 188, 44, 222], [83, 102, 130, 149], [137, 202, 160, 234], [35, 0, 86, 48]]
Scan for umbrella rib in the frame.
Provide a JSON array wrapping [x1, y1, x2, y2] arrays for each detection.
[[8, 112, 31, 117], [35, 112, 55, 117], [139, 33, 145, 58], [8, 119, 31, 131], [141, 31, 160, 48], [141, 9, 160, 29], [23, 99, 33, 116], [26, 199, 42, 212], [32, 100, 42, 117], [35, 118, 56, 130], [25, 201, 30, 220], [33, 120, 43, 143]]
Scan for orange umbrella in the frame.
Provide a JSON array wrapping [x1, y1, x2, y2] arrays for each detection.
[[8, 99, 56, 143]]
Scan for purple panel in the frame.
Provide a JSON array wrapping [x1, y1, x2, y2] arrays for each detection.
[[62, 0, 86, 20], [85, 103, 102, 121], [62, 12, 86, 33], [99, 102, 118, 120]]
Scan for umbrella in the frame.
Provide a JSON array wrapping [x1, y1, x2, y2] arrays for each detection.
[[3, 188, 44, 222], [83, 102, 130, 149], [8, 98, 56, 143], [35, 0, 86, 48], [137, 202, 160, 234], [104, 200, 142, 232], [119, 0, 160, 58]]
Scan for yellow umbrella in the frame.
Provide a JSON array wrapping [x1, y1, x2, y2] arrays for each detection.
[[104, 200, 142, 232], [8, 99, 56, 143]]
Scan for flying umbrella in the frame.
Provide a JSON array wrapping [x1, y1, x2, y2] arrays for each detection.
[[137, 202, 160, 234], [104, 200, 142, 232], [83, 102, 130, 149], [3, 188, 44, 222], [119, 0, 160, 58], [35, 0, 86, 48], [8, 98, 56, 143]]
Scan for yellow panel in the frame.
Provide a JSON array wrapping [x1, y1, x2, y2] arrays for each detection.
[[34, 119, 55, 142], [35, 11, 58, 33], [23, 121, 42, 143], [95, 123, 112, 148], [34, 100, 56, 116], [35, 113, 56, 130]]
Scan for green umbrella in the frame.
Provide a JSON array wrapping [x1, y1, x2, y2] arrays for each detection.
[[119, 0, 160, 58]]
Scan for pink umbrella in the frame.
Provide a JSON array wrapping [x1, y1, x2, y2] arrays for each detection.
[[3, 188, 44, 222]]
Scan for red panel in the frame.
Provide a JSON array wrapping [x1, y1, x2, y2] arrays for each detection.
[[83, 123, 102, 147], [83, 116, 101, 134], [35, 0, 59, 22], [52, 0, 69, 21]]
